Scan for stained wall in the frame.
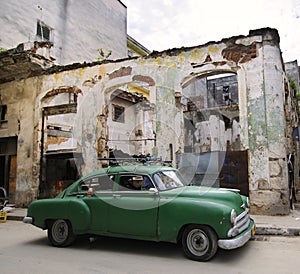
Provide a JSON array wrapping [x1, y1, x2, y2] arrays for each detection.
[[0, 28, 296, 214]]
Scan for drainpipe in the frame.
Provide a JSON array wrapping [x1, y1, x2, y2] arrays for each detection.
[[39, 109, 45, 197]]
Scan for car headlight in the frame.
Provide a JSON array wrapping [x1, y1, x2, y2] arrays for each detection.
[[246, 197, 250, 208], [230, 209, 237, 225]]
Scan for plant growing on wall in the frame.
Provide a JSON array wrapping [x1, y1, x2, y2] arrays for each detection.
[[288, 78, 300, 114], [97, 48, 112, 61], [289, 78, 299, 95]]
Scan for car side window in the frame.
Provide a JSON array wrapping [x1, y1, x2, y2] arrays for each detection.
[[79, 174, 114, 192], [117, 175, 154, 191]]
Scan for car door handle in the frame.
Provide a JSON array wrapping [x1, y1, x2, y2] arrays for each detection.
[[113, 194, 121, 198]]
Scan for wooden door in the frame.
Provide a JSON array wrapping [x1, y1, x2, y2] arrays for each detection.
[[9, 155, 17, 202]]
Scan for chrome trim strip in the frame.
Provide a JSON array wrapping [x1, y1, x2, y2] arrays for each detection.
[[235, 208, 248, 222]]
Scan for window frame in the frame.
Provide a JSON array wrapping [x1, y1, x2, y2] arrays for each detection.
[[78, 174, 115, 193], [0, 104, 7, 122], [36, 20, 53, 41], [116, 173, 155, 191], [112, 104, 125, 123]]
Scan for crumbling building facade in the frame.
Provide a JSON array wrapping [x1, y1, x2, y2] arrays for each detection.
[[0, 28, 299, 215]]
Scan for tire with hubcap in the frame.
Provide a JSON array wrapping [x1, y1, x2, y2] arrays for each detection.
[[48, 219, 76, 247], [182, 224, 218, 261]]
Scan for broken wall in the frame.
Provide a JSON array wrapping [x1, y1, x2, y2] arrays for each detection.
[[68, 28, 293, 215], [0, 79, 38, 205], [1, 28, 295, 214]]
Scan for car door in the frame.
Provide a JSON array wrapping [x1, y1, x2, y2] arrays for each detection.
[[81, 174, 115, 232], [107, 173, 159, 238]]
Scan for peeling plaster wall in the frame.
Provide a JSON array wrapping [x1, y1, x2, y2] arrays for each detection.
[[75, 28, 289, 215], [0, 79, 38, 206], [1, 28, 294, 214], [77, 28, 290, 215], [0, 0, 127, 64], [107, 96, 137, 154], [244, 41, 289, 214]]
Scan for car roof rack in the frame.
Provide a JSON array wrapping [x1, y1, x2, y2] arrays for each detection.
[[98, 157, 172, 166]]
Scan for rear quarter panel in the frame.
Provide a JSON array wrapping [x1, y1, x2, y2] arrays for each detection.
[[28, 197, 91, 233]]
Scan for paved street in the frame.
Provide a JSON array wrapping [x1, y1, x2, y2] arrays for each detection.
[[1, 220, 300, 274]]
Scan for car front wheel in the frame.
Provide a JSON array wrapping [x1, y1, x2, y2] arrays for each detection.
[[182, 224, 218, 261], [48, 219, 76, 247]]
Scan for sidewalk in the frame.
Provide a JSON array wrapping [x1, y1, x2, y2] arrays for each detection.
[[4, 206, 300, 236], [252, 203, 300, 236]]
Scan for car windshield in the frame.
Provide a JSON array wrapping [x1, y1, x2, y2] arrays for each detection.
[[153, 170, 185, 190]]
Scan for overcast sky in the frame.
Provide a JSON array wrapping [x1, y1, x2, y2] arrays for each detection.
[[124, 0, 300, 63]]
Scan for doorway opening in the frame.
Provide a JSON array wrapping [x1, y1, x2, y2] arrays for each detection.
[[180, 72, 249, 195], [0, 137, 17, 202]]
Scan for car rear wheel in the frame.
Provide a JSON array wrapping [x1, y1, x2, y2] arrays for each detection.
[[48, 219, 76, 247], [181, 224, 218, 261]]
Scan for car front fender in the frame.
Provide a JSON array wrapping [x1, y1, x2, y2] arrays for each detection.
[[157, 198, 231, 242]]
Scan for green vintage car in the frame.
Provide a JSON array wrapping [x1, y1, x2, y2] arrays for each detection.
[[24, 165, 255, 261]]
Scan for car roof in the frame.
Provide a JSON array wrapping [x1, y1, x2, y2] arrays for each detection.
[[81, 165, 175, 179]]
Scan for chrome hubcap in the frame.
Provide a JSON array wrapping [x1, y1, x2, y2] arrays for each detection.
[[187, 229, 209, 256], [52, 220, 68, 243]]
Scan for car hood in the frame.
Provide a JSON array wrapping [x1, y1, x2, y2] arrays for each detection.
[[160, 186, 245, 211]]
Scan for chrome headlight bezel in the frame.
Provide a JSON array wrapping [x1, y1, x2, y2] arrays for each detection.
[[230, 209, 237, 225]]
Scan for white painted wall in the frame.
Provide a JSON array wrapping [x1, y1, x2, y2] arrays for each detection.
[[0, 0, 127, 64]]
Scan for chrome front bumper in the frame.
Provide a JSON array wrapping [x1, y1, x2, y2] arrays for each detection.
[[23, 216, 33, 224], [218, 221, 255, 250]]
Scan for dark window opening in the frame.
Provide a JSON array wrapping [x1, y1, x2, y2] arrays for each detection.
[[222, 86, 232, 104], [69, 93, 77, 104], [0, 105, 7, 121], [113, 105, 125, 123], [36, 20, 52, 41], [169, 144, 173, 161], [223, 115, 231, 129], [207, 74, 238, 108]]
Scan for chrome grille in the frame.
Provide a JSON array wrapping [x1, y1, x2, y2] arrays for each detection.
[[228, 208, 250, 237]]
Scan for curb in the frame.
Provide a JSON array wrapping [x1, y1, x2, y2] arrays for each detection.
[[255, 226, 300, 236], [6, 215, 24, 221]]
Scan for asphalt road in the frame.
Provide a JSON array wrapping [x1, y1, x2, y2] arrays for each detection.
[[1, 221, 300, 274]]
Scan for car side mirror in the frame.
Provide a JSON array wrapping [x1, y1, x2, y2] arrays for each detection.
[[149, 188, 158, 194]]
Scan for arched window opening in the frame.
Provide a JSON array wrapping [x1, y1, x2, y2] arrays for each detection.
[[104, 81, 156, 163], [182, 72, 238, 112], [182, 72, 239, 153]]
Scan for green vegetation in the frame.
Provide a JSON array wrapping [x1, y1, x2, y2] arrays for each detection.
[[288, 79, 300, 116], [97, 48, 112, 61]]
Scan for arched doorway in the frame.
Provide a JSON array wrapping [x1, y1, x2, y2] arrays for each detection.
[[180, 72, 249, 195], [38, 86, 83, 198]]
